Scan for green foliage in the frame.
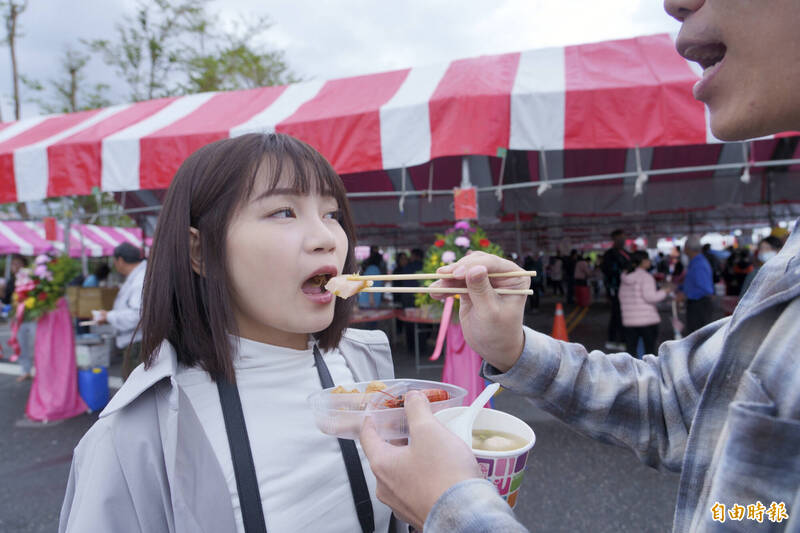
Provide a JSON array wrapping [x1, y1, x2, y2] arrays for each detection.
[[14, 255, 80, 322], [414, 221, 504, 309], [86, 0, 210, 101], [182, 14, 299, 93], [22, 47, 112, 113], [86, 0, 297, 102], [39, 192, 136, 227]]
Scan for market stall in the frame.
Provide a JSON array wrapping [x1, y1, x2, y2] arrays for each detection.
[[0, 221, 143, 257], [0, 33, 798, 249]]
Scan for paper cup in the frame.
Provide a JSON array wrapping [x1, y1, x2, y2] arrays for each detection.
[[91, 310, 103, 321], [435, 407, 535, 508]]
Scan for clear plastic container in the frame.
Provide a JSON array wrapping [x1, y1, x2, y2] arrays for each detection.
[[307, 378, 467, 440]]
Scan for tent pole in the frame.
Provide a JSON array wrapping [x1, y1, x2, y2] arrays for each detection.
[[4, 254, 11, 279], [767, 172, 775, 227], [80, 224, 88, 277], [62, 197, 71, 258], [461, 156, 472, 188]]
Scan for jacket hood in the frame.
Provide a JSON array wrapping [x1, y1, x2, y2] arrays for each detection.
[[620, 269, 643, 286]]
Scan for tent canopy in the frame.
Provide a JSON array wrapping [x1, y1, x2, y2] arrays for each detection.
[[0, 221, 143, 258], [1, 33, 798, 249]]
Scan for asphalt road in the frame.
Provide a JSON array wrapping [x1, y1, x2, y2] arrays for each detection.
[[0, 294, 689, 532]]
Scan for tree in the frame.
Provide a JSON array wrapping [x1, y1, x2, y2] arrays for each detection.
[[183, 15, 299, 93], [87, 0, 211, 102], [41, 190, 135, 227], [22, 47, 112, 114], [1, 0, 28, 120], [87, 0, 297, 100]]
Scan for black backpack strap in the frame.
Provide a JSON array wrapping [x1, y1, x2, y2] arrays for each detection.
[[313, 345, 375, 533], [217, 377, 268, 533]]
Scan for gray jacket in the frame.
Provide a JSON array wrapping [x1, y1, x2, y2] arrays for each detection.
[[59, 328, 402, 533]]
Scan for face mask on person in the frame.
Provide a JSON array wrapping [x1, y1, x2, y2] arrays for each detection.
[[759, 251, 777, 263]]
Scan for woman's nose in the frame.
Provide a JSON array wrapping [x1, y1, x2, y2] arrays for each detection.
[[664, 0, 704, 22], [306, 217, 338, 253]]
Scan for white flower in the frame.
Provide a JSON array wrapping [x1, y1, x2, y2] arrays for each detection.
[[454, 236, 470, 248], [442, 251, 456, 264]]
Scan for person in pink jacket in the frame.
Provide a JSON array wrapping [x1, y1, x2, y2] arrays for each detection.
[[618, 251, 672, 357]]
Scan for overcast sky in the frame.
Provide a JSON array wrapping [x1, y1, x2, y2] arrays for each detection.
[[0, 0, 680, 120]]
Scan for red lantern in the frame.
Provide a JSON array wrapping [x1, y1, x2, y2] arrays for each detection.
[[43, 217, 58, 241]]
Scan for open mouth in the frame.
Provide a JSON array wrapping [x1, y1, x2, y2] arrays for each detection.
[[302, 273, 334, 294], [682, 42, 727, 74]]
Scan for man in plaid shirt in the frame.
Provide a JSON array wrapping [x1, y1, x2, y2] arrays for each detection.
[[361, 1, 800, 531]]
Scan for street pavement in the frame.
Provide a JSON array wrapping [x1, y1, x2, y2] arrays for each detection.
[[0, 292, 708, 532]]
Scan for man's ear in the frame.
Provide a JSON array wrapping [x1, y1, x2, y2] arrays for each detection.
[[189, 227, 204, 276]]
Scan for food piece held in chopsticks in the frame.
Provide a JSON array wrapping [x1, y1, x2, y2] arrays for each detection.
[[324, 274, 373, 298]]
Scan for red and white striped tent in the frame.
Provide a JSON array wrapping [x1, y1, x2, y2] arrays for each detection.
[[1, 33, 798, 248], [0, 221, 143, 257]]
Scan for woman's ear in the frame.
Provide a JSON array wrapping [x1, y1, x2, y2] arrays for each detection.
[[189, 227, 204, 276]]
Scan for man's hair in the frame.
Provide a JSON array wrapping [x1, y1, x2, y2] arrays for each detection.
[[10, 254, 27, 266], [610, 229, 624, 239], [685, 235, 703, 252], [629, 250, 650, 272], [113, 242, 143, 264], [761, 236, 784, 251], [139, 133, 358, 384]]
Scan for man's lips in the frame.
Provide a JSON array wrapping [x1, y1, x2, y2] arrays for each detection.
[[676, 36, 728, 102], [677, 38, 727, 71]]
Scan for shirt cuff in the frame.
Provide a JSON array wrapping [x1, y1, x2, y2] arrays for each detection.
[[425, 478, 517, 532], [481, 326, 564, 397]]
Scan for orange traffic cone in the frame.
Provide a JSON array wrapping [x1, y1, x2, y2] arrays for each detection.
[[551, 302, 569, 342]]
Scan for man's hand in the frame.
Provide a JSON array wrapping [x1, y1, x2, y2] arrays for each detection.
[[93, 310, 109, 324], [430, 252, 529, 372], [360, 391, 481, 529]]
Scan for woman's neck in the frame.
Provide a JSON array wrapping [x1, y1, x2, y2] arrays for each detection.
[[237, 327, 309, 351]]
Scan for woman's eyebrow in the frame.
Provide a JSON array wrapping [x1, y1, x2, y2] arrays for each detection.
[[251, 188, 301, 203]]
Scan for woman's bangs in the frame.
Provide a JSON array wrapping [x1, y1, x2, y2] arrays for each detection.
[[252, 137, 347, 205]]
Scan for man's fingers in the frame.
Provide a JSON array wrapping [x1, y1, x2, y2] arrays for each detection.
[[359, 417, 390, 461], [464, 265, 498, 310], [403, 390, 436, 435]]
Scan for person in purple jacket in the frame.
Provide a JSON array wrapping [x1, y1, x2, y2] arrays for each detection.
[[360, 1, 800, 531]]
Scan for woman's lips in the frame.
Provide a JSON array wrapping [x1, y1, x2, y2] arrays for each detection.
[[693, 55, 726, 102], [301, 286, 333, 304]]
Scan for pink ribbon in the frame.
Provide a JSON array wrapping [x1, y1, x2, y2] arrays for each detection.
[[428, 296, 454, 361], [6, 303, 26, 362]]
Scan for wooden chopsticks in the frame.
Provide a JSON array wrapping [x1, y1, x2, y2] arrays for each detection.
[[349, 270, 536, 296], [347, 270, 536, 281], [360, 287, 533, 295]]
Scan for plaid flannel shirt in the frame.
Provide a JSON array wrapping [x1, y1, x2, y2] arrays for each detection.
[[426, 220, 800, 533]]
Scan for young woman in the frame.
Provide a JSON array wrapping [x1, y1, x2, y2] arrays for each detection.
[[60, 133, 403, 532], [618, 251, 671, 356]]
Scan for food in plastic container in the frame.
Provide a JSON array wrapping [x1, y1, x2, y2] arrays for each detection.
[[308, 379, 467, 440]]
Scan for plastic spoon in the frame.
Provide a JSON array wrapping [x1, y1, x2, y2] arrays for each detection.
[[445, 383, 501, 446]]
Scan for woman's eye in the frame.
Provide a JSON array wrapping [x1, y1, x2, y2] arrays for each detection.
[[324, 210, 342, 221], [269, 208, 295, 218]]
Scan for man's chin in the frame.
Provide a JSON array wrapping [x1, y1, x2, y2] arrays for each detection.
[[708, 105, 782, 142]]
